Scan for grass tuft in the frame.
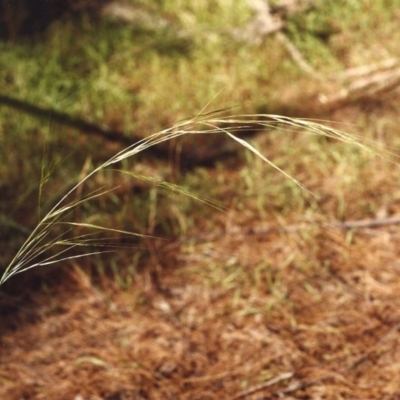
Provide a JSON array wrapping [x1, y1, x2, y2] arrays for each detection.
[[1, 111, 395, 286]]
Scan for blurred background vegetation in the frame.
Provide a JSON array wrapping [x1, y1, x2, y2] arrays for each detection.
[[5, 4, 400, 399]]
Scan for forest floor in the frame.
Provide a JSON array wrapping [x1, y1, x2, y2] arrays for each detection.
[[3, 1, 400, 399], [3, 96, 400, 399]]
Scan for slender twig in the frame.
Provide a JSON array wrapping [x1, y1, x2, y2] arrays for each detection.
[[276, 32, 326, 81], [231, 371, 294, 399], [272, 320, 400, 396], [330, 216, 400, 230], [342, 320, 400, 371], [166, 216, 400, 250]]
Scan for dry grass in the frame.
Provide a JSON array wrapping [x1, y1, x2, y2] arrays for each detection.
[[3, 101, 400, 399], [3, 112, 384, 286], [3, 205, 400, 399]]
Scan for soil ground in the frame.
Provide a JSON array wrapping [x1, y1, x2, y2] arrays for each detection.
[[3, 97, 400, 400]]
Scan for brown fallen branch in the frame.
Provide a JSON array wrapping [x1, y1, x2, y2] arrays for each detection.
[[0, 94, 134, 146], [319, 63, 400, 106], [334, 58, 399, 82], [329, 216, 400, 230], [0, 94, 252, 168], [236, 215, 400, 238], [165, 216, 400, 249]]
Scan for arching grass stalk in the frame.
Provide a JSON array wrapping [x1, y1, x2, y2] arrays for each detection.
[[1, 113, 396, 286]]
